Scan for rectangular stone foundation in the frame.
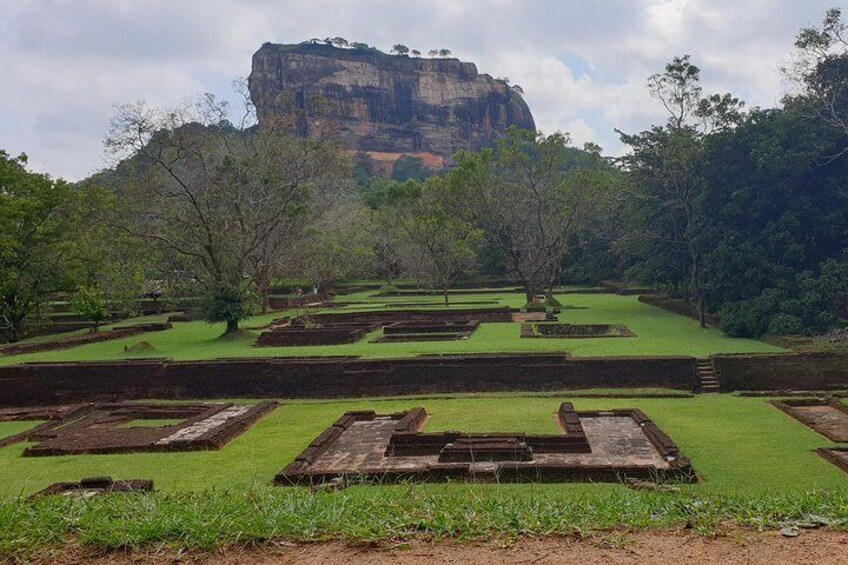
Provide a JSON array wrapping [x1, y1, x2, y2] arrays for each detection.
[[28, 477, 154, 500], [275, 403, 695, 485], [818, 447, 848, 475], [7, 401, 277, 456], [772, 399, 848, 442], [521, 323, 636, 339], [255, 324, 377, 347]]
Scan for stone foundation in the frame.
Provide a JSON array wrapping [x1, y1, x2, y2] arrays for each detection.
[[275, 403, 695, 485]]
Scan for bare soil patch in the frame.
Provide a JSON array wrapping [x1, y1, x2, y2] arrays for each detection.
[[58, 530, 848, 564]]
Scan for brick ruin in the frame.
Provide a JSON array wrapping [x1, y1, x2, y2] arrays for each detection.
[[0, 401, 277, 456], [0, 355, 699, 405], [255, 323, 379, 346], [818, 447, 848, 474], [771, 399, 848, 442], [521, 323, 635, 339], [292, 307, 514, 326], [375, 320, 480, 342], [772, 398, 848, 476], [256, 307, 512, 346], [275, 402, 696, 485], [28, 476, 154, 500]]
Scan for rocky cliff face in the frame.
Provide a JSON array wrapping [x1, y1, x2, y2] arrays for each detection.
[[248, 43, 535, 161]]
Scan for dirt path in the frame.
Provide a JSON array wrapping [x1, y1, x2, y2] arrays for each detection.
[[52, 530, 848, 564]]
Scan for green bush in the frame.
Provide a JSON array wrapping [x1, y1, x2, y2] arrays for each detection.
[[200, 280, 256, 333], [70, 285, 109, 332], [543, 296, 563, 308], [720, 275, 843, 338], [767, 314, 805, 335], [523, 299, 546, 312]]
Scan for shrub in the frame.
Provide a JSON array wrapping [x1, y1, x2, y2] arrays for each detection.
[[70, 285, 109, 332], [200, 280, 256, 333], [767, 314, 805, 335], [523, 300, 546, 312], [543, 296, 563, 308]]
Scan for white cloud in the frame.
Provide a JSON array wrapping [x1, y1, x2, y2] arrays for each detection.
[[0, 0, 838, 178]]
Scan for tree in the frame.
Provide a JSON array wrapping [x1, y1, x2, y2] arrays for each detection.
[[105, 92, 346, 334], [370, 209, 404, 287], [70, 285, 108, 332], [695, 107, 848, 335], [617, 55, 744, 327], [0, 151, 76, 342], [391, 44, 409, 55], [65, 182, 154, 318], [438, 49, 452, 58], [385, 179, 481, 305], [647, 55, 702, 130], [391, 155, 430, 182], [785, 7, 848, 150], [428, 49, 439, 57], [293, 200, 375, 291], [411, 49, 421, 57], [449, 128, 608, 302]]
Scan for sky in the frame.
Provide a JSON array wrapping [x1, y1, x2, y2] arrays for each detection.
[[0, 0, 838, 180]]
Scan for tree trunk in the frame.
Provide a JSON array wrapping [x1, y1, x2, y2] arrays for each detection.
[[443, 284, 450, 307], [258, 267, 271, 315], [690, 250, 706, 329], [547, 257, 560, 299], [225, 318, 239, 334]]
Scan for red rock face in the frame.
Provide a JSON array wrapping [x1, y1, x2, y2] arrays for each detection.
[[248, 43, 536, 160]]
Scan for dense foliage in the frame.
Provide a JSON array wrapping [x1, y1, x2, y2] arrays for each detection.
[[2, 8, 848, 340]]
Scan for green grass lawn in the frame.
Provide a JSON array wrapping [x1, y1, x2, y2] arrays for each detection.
[[117, 419, 184, 428], [0, 290, 832, 559], [0, 421, 41, 441], [1, 393, 846, 558], [0, 291, 785, 365], [1, 394, 843, 498]]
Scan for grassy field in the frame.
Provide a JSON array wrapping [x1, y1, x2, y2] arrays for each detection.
[[2, 393, 848, 558], [0, 291, 785, 365], [1, 394, 845, 498], [1, 288, 828, 559]]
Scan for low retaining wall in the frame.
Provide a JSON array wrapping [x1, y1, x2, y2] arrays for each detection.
[[1, 323, 173, 356], [0, 354, 697, 406], [255, 324, 376, 347], [298, 307, 514, 325], [713, 352, 848, 391], [268, 293, 330, 310], [638, 295, 720, 326]]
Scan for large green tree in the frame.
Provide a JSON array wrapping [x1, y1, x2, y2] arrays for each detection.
[[449, 127, 611, 302], [384, 179, 482, 305], [617, 55, 744, 327], [105, 94, 346, 334], [0, 151, 75, 342]]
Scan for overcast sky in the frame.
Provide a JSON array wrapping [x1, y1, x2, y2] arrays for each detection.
[[0, 0, 838, 180]]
